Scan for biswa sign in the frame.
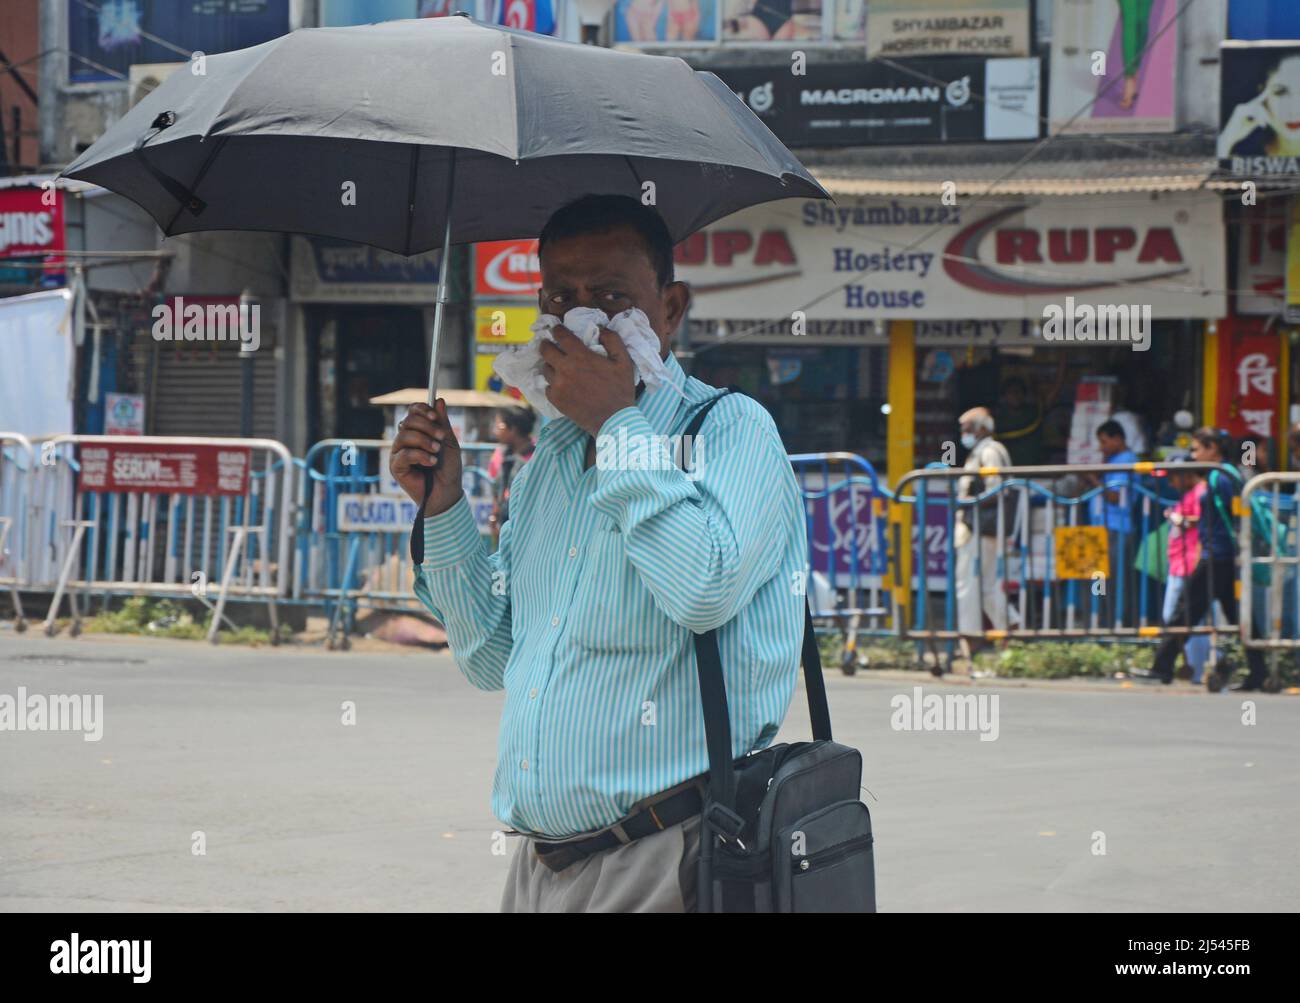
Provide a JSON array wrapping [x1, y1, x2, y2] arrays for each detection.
[[673, 195, 1226, 320], [0, 186, 65, 263]]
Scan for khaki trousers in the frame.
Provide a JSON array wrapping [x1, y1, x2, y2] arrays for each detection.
[[500, 814, 702, 913]]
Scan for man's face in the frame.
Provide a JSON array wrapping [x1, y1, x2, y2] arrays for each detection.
[[1097, 431, 1122, 457], [537, 225, 690, 359]]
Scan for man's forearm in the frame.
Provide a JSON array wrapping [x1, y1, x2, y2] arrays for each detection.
[[414, 495, 512, 691]]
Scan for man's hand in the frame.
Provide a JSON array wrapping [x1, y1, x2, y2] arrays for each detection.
[[539, 326, 637, 436], [389, 399, 463, 517]]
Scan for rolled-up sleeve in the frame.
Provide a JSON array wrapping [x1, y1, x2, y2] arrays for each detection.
[[589, 401, 793, 634], [413, 494, 513, 691]]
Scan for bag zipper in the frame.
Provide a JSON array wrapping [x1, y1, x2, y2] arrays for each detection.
[[794, 833, 874, 873]]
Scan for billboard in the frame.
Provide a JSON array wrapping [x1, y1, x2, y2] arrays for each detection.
[[1047, 0, 1178, 135], [1218, 42, 1300, 177], [68, 0, 290, 84], [615, 0, 720, 43]]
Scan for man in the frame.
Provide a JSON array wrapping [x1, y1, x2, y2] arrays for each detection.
[[1085, 420, 1137, 627], [389, 194, 806, 912], [955, 407, 1011, 651], [488, 406, 535, 541]]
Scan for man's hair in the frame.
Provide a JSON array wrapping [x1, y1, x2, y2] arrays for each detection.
[[498, 406, 536, 439], [1097, 420, 1125, 440], [958, 406, 994, 433], [538, 194, 675, 288]]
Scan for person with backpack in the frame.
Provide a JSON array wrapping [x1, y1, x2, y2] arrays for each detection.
[[1148, 428, 1268, 690]]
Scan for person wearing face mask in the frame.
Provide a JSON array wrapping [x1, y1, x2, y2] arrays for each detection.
[[955, 407, 1013, 654]]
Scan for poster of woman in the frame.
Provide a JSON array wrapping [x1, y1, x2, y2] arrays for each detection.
[[616, 0, 719, 42], [1218, 42, 1300, 175], [1047, 0, 1178, 134]]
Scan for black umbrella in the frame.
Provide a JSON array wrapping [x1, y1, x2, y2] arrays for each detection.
[[61, 14, 827, 403]]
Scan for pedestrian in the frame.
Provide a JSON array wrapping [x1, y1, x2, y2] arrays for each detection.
[[1084, 420, 1138, 626], [955, 406, 1011, 653], [488, 405, 536, 543], [1148, 428, 1269, 690], [389, 194, 807, 912], [1162, 467, 1211, 684]]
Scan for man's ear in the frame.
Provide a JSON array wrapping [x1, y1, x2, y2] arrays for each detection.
[[663, 280, 691, 337]]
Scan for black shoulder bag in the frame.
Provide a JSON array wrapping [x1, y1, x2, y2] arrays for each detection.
[[683, 391, 876, 913]]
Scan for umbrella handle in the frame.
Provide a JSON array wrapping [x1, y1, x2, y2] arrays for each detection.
[[408, 464, 438, 567]]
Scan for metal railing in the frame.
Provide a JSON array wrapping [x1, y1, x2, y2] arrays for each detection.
[[32, 435, 295, 643], [891, 461, 1243, 651]]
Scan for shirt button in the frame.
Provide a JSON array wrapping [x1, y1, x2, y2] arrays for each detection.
[[551, 616, 559, 627], [568, 546, 578, 558], [529, 688, 538, 699], [520, 759, 529, 770]]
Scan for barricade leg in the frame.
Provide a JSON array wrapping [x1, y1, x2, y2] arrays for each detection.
[[43, 521, 93, 637], [327, 533, 363, 651], [208, 526, 251, 644], [0, 517, 26, 631]]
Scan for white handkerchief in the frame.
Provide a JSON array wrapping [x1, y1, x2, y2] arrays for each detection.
[[492, 306, 683, 421]]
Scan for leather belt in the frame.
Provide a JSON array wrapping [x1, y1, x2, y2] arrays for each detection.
[[531, 775, 707, 873]]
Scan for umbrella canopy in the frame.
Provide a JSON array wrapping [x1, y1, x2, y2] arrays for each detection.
[[369, 387, 521, 409], [60, 14, 828, 253]]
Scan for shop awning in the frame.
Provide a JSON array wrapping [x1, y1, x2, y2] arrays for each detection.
[[810, 158, 1220, 197]]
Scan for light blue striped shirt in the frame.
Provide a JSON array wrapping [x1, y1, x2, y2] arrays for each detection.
[[414, 352, 806, 839]]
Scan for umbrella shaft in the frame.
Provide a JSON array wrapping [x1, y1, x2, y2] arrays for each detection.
[[427, 147, 457, 407]]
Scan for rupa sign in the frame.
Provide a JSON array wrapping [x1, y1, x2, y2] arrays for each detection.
[[674, 194, 1226, 320]]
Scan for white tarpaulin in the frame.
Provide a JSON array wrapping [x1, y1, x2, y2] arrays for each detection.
[[0, 288, 74, 438]]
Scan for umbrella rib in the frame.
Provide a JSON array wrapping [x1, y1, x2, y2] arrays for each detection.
[[403, 144, 420, 256], [623, 156, 643, 198], [160, 136, 228, 234]]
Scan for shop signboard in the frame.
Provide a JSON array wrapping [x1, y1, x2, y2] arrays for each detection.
[[1236, 199, 1287, 316], [866, 0, 1030, 58], [474, 305, 534, 398], [475, 239, 541, 298], [720, 56, 1039, 147], [290, 236, 440, 303], [1217, 317, 1281, 444], [674, 193, 1226, 321], [0, 186, 66, 287]]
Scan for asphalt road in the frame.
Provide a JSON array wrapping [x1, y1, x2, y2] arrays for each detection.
[[2, 630, 1297, 912]]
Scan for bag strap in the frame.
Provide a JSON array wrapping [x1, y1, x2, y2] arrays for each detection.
[[684, 389, 832, 834], [1205, 469, 1238, 555]]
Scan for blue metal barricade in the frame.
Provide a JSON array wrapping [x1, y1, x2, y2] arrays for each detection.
[[892, 461, 1246, 664], [294, 437, 498, 647], [789, 452, 894, 673], [0, 432, 35, 630]]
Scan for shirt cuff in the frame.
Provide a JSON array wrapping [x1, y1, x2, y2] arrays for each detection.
[[420, 494, 480, 571]]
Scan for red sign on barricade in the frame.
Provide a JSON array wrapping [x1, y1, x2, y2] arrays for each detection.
[[78, 444, 251, 495]]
